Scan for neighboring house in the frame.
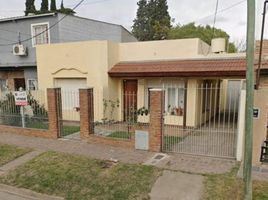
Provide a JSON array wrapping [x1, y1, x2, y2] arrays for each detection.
[[0, 13, 137, 91], [36, 38, 247, 125]]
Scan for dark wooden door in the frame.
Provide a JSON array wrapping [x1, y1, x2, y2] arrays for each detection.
[[123, 80, 138, 121], [14, 78, 26, 91]]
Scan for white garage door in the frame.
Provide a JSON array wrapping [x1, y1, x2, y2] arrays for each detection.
[[55, 78, 87, 92], [54, 78, 87, 114]]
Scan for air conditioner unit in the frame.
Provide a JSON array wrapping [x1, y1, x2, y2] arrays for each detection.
[[13, 44, 27, 56]]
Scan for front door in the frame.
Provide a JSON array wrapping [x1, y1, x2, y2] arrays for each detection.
[[123, 80, 138, 121], [14, 78, 26, 91]]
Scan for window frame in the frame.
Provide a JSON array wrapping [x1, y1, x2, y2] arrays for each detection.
[[0, 79, 7, 92], [27, 79, 38, 91], [31, 22, 50, 47]]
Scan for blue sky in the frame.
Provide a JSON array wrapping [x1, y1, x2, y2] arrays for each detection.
[[0, 0, 266, 41]]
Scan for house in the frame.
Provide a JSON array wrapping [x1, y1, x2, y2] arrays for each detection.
[[36, 38, 247, 124], [35, 37, 252, 159], [0, 13, 137, 92]]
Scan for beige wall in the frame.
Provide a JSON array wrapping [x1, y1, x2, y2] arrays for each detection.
[[36, 41, 121, 121], [119, 39, 204, 62], [36, 39, 246, 122]]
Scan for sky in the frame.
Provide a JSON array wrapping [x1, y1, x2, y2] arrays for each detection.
[[0, 0, 266, 42]]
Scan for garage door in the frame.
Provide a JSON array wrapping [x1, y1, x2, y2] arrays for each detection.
[[54, 78, 87, 121], [55, 78, 87, 92]]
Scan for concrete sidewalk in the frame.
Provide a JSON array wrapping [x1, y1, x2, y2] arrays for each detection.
[[0, 184, 63, 200], [0, 150, 44, 176], [150, 170, 204, 200]]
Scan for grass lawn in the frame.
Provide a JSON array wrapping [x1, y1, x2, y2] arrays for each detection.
[[107, 131, 131, 139], [25, 120, 80, 137], [0, 144, 31, 166], [203, 165, 268, 200], [163, 135, 183, 151], [62, 126, 80, 137], [0, 151, 161, 200]]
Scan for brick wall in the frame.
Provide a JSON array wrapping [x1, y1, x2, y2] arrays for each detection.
[[79, 88, 94, 139], [148, 89, 164, 152], [88, 134, 135, 149]]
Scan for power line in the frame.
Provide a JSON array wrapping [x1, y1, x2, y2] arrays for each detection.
[[0, 0, 86, 46], [212, 0, 220, 38], [193, 0, 246, 24]]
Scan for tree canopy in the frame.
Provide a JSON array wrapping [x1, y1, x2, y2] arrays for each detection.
[[24, 0, 75, 16], [168, 23, 237, 53], [25, 0, 36, 16], [50, 0, 57, 12], [40, 0, 49, 13], [132, 0, 171, 41]]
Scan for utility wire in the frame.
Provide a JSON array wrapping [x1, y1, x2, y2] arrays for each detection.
[[0, 0, 85, 46], [193, 0, 246, 24], [212, 0, 220, 39]]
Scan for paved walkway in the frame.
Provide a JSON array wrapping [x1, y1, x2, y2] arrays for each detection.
[[149, 170, 204, 200], [0, 150, 44, 176], [0, 184, 63, 200], [0, 132, 236, 174], [0, 132, 240, 200]]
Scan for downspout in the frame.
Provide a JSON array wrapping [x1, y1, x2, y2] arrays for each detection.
[[183, 79, 188, 128], [256, 0, 268, 89]]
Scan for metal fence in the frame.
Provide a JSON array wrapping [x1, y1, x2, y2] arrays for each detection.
[[93, 91, 149, 140], [162, 82, 241, 158], [59, 90, 80, 138], [0, 90, 48, 130]]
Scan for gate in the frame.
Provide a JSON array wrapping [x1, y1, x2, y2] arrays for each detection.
[[59, 89, 81, 138], [162, 81, 241, 158]]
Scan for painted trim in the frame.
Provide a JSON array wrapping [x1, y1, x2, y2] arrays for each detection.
[[51, 68, 88, 75]]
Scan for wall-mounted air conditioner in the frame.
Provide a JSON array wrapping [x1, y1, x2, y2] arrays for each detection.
[[13, 44, 27, 56]]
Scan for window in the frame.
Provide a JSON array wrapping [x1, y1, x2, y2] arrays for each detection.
[[31, 22, 50, 46], [0, 79, 7, 92], [202, 80, 213, 112], [27, 79, 38, 90], [166, 87, 185, 116]]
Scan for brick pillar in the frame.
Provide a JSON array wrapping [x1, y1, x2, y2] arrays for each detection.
[[47, 88, 62, 139], [149, 89, 164, 152], [79, 88, 94, 139]]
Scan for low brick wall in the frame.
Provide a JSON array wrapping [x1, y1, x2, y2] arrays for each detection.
[[88, 134, 135, 149], [0, 125, 57, 139]]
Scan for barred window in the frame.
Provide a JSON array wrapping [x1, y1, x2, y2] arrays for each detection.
[[31, 23, 50, 46]]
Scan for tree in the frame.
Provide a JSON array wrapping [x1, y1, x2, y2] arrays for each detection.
[[147, 0, 171, 40], [40, 0, 49, 13], [58, 0, 76, 15], [50, 0, 57, 12], [25, 0, 36, 16], [132, 0, 149, 41], [168, 23, 237, 53], [132, 0, 171, 41]]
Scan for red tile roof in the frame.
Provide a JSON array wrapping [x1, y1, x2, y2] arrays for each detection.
[[108, 58, 248, 77]]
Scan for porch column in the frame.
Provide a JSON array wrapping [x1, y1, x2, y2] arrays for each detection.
[[149, 89, 164, 152], [79, 88, 94, 139], [47, 88, 62, 138]]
